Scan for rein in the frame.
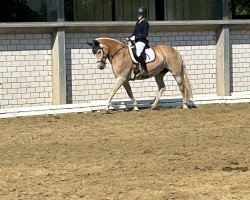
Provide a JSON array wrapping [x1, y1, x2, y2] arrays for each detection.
[[96, 43, 127, 67], [109, 45, 127, 63], [96, 49, 108, 65]]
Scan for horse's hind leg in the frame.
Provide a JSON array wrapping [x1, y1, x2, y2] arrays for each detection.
[[173, 73, 189, 109], [151, 70, 168, 110], [123, 82, 139, 111]]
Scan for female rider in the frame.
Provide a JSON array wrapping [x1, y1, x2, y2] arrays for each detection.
[[127, 7, 149, 77]]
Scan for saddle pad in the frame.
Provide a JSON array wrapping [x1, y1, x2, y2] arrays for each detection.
[[128, 42, 156, 64]]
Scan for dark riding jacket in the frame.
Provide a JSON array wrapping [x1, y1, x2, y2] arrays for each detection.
[[132, 19, 149, 44]]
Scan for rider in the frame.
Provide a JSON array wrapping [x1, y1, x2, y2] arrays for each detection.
[[127, 7, 149, 77]]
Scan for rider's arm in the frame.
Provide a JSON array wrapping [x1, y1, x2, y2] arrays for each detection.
[[135, 21, 149, 40], [128, 21, 138, 41]]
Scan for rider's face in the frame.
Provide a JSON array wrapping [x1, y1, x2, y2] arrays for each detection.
[[138, 14, 143, 20]]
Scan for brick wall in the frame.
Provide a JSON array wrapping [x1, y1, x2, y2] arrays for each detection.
[[230, 30, 250, 92], [65, 31, 216, 104], [0, 29, 249, 108], [0, 34, 52, 108]]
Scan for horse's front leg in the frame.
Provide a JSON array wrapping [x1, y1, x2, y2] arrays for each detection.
[[105, 77, 125, 110], [123, 82, 139, 111]]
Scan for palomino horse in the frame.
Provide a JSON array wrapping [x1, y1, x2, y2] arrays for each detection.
[[87, 38, 192, 111]]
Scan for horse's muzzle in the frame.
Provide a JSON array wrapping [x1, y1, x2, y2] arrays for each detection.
[[97, 64, 106, 70]]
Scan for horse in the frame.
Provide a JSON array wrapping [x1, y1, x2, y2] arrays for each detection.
[[86, 38, 193, 111]]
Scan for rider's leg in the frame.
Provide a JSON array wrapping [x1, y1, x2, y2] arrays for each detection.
[[135, 42, 148, 77], [138, 55, 149, 77]]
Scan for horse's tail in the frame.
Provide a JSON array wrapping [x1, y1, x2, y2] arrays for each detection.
[[182, 61, 193, 101]]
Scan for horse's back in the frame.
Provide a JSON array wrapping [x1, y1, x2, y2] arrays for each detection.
[[152, 45, 181, 64], [151, 44, 183, 74], [153, 44, 179, 55]]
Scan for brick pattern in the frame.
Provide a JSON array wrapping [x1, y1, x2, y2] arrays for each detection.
[[230, 30, 250, 92], [66, 31, 216, 104], [0, 34, 52, 108], [1, 30, 249, 108]]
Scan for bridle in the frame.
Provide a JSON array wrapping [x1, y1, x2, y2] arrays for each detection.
[[96, 48, 108, 66], [109, 45, 126, 63], [96, 45, 127, 68]]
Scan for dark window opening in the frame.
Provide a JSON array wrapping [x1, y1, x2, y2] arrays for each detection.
[[111, 0, 116, 21], [231, 0, 250, 19], [155, 0, 165, 20], [65, 0, 74, 21], [1, 0, 249, 22], [0, 0, 40, 22], [0, 0, 59, 22]]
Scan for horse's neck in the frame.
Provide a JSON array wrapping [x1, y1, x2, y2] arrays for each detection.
[[101, 38, 124, 57]]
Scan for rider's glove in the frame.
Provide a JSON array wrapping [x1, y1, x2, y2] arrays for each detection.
[[130, 36, 135, 41], [125, 37, 130, 42]]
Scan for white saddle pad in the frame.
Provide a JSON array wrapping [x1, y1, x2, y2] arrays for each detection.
[[128, 42, 156, 64]]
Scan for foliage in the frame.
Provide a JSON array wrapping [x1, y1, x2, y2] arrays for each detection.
[[235, 0, 250, 15]]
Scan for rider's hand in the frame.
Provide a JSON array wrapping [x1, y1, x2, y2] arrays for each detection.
[[130, 36, 135, 41]]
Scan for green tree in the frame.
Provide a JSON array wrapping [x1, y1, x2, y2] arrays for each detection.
[[235, 0, 250, 15]]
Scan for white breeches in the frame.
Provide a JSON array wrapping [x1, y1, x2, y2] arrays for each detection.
[[135, 42, 146, 57]]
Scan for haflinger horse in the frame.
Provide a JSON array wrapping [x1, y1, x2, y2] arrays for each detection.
[[87, 38, 193, 111]]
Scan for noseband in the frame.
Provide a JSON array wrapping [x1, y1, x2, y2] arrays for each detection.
[[96, 45, 127, 68], [96, 48, 108, 66]]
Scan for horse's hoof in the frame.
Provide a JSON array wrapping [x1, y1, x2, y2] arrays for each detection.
[[183, 104, 189, 109], [133, 107, 140, 111], [101, 109, 113, 114], [150, 105, 157, 110]]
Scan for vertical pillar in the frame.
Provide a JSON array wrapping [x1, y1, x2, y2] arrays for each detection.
[[52, 28, 67, 104], [216, 25, 230, 96]]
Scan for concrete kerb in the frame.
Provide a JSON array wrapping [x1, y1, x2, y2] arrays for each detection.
[[1, 92, 250, 118]]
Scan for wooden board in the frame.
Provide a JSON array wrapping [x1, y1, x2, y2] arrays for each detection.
[[183, 0, 191, 20], [115, 0, 124, 21], [123, 0, 132, 20], [148, 0, 155, 20], [85, 0, 95, 21], [166, 0, 175, 20], [175, 0, 184, 20], [190, 0, 199, 20], [103, 0, 113, 21]]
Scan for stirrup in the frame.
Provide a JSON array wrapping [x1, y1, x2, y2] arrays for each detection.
[[141, 71, 149, 78], [139, 64, 149, 78]]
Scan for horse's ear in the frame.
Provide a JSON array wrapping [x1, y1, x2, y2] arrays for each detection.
[[93, 39, 100, 45], [86, 42, 93, 46]]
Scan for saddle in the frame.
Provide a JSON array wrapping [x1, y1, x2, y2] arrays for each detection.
[[128, 41, 156, 64], [128, 41, 156, 80]]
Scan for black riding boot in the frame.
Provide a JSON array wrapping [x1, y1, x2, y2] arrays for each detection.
[[138, 55, 149, 77]]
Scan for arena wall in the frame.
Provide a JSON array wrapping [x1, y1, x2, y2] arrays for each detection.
[[65, 31, 216, 104], [0, 34, 52, 108], [229, 30, 250, 92], [0, 21, 249, 108]]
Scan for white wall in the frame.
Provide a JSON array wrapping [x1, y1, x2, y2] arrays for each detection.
[[65, 31, 216, 104], [0, 29, 249, 108], [0, 34, 52, 108]]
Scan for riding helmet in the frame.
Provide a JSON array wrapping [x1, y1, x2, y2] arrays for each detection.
[[137, 7, 147, 17]]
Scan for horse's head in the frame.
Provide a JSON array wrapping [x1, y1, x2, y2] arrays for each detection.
[[86, 39, 108, 70]]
